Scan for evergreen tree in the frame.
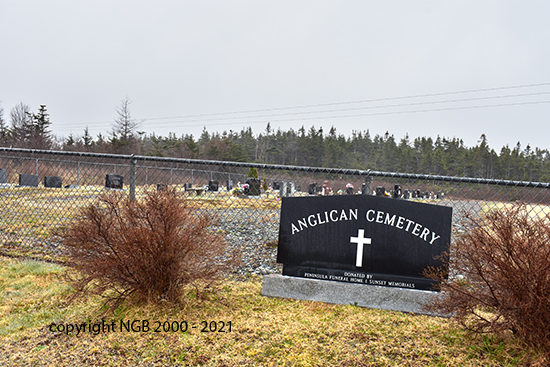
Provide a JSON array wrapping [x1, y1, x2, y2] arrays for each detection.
[[29, 104, 54, 149]]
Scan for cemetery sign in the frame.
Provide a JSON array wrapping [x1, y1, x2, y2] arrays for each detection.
[[277, 195, 452, 291]]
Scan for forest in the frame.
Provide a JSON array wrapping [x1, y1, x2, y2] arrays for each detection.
[[1, 101, 550, 182]]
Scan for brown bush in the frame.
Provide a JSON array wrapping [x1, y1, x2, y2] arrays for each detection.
[[58, 188, 237, 308], [426, 203, 550, 352]]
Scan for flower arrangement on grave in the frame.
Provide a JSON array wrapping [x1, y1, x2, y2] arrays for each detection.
[[231, 187, 243, 197]]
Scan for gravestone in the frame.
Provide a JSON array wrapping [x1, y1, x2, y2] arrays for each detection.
[[279, 181, 288, 197], [287, 182, 295, 197], [403, 189, 410, 199], [262, 194, 453, 315], [375, 186, 386, 196], [19, 174, 39, 187], [105, 174, 123, 189], [246, 178, 261, 196], [346, 186, 354, 195], [44, 176, 62, 188], [208, 180, 219, 192], [361, 183, 369, 195], [157, 183, 167, 191], [0, 169, 7, 183], [308, 183, 318, 195], [272, 181, 281, 190], [227, 180, 233, 191], [184, 183, 193, 191], [393, 185, 402, 199]]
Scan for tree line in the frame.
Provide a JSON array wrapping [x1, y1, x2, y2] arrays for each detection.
[[1, 99, 550, 182]]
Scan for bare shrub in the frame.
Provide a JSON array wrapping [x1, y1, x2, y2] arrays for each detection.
[[58, 188, 237, 308], [426, 203, 550, 352]]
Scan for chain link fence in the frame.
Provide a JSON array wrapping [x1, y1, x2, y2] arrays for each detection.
[[1, 147, 550, 263]]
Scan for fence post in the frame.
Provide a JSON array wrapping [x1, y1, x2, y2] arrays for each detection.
[[363, 172, 372, 195], [130, 155, 136, 201]]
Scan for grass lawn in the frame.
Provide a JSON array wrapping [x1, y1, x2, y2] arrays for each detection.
[[0, 257, 542, 367]]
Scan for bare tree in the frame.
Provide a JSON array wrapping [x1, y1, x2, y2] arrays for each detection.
[[0, 100, 9, 145], [10, 102, 33, 147]]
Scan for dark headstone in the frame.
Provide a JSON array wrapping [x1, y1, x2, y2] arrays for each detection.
[[19, 174, 39, 187], [416, 189, 422, 198], [308, 183, 318, 195], [277, 195, 453, 291], [393, 185, 402, 199], [227, 180, 233, 191], [346, 187, 354, 195], [208, 180, 219, 192], [375, 186, 386, 196], [105, 174, 123, 189], [246, 178, 261, 196], [272, 181, 281, 190], [44, 176, 62, 188], [184, 183, 193, 191], [157, 183, 167, 191], [0, 169, 7, 183], [403, 189, 410, 199]]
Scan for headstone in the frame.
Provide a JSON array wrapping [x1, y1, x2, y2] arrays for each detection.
[[393, 185, 402, 199], [403, 189, 410, 199], [226, 180, 233, 191], [44, 176, 62, 188], [208, 180, 219, 192], [272, 181, 281, 190], [308, 183, 318, 195], [0, 169, 7, 183], [105, 174, 123, 189], [246, 178, 261, 196], [361, 183, 369, 195], [19, 174, 39, 187], [416, 189, 422, 198], [287, 182, 295, 197], [184, 183, 193, 191], [279, 181, 288, 197], [157, 183, 167, 191], [276, 195, 452, 291], [346, 187, 354, 195], [375, 186, 386, 196]]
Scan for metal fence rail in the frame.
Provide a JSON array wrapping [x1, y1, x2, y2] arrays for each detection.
[[1, 147, 550, 258]]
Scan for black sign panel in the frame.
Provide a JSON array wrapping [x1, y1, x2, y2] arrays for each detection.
[[277, 195, 452, 291]]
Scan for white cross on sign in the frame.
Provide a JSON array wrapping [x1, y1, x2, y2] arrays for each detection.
[[350, 229, 371, 267]]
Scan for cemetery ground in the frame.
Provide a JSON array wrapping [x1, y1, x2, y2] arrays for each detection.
[[0, 257, 545, 367], [1, 187, 549, 365]]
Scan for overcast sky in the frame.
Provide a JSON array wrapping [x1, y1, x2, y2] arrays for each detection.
[[2, 1, 550, 152]]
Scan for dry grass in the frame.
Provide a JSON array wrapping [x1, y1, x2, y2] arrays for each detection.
[[1, 257, 546, 366]]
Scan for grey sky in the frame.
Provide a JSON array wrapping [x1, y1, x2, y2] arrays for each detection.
[[2, 1, 549, 152]]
